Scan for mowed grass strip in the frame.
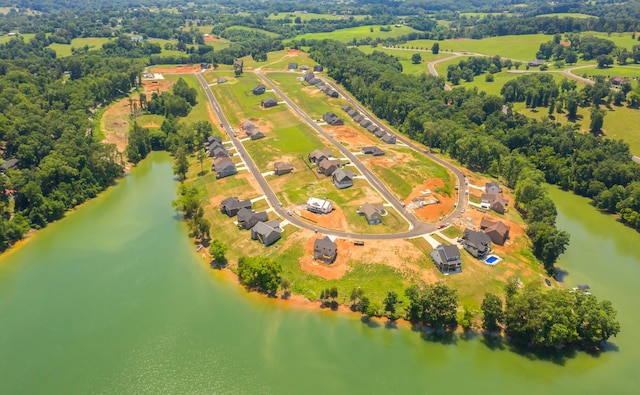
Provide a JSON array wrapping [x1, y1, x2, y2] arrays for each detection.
[[265, 72, 336, 118], [356, 46, 448, 75]]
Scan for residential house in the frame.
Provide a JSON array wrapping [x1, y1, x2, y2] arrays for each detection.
[[206, 135, 223, 145], [381, 134, 396, 144], [462, 228, 492, 258], [332, 169, 354, 189], [237, 208, 269, 230], [485, 181, 502, 195], [208, 144, 229, 158], [288, 62, 298, 70], [313, 236, 337, 264], [200, 62, 211, 69], [246, 128, 265, 140], [359, 119, 372, 128], [611, 76, 630, 86], [353, 114, 364, 123], [303, 72, 315, 83], [0, 159, 18, 173], [341, 104, 352, 112], [322, 112, 344, 126], [430, 244, 462, 273], [301, 65, 310, 71], [213, 157, 237, 179], [308, 77, 321, 85], [325, 89, 339, 98], [480, 219, 510, 246], [361, 146, 385, 156], [274, 162, 294, 176], [308, 149, 332, 164], [313, 65, 323, 72], [357, 203, 385, 225], [251, 220, 282, 246], [366, 124, 379, 134], [261, 98, 278, 108], [318, 158, 341, 176], [252, 84, 266, 95], [241, 120, 255, 130], [307, 197, 333, 214], [220, 197, 252, 217], [528, 60, 545, 67], [374, 129, 386, 138], [480, 193, 508, 214], [347, 109, 359, 118]]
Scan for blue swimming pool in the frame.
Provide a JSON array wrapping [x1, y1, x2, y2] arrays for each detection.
[[485, 256, 499, 264]]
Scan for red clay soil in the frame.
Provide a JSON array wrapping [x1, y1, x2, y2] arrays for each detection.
[[298, 207, 350, 232], [327, 126, 376, 148], [299, 236, 352, 280], [404, 178, 456, 222], [287, 49, 305, 56], [149, 65, 202, 73]]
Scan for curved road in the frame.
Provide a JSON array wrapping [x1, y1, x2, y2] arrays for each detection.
[[312, 76, 467, 222], [196, 73, 433, 239]]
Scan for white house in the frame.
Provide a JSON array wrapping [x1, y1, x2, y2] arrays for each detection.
[[307, 197, 333, 214]]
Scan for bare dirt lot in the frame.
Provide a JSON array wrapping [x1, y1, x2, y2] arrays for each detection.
[[297, 207, 349, 232], [149, 65, 202, 73], [327, 126, 376, 149], [404, 178, 456, 222]]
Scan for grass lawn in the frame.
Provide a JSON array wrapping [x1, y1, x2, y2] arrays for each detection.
[[459, 12, 513, 18], [286, 25, 421, 44], [136, 114, 165, 130], [445, 69, 574, 96], [259, 50, 315, 71], [356, 46, 448, 75], [576, 65, 640, 80], [399, 34, 556, 61], [223, 26, 280, 38], [182, 25, 214, 33], [265, 72, 336, 118], [48, 37, 112, 57], [441, 226, 462, 239], [164, 74, 214, 125], [369, 147, 454, 200], [0, 33, 35, 44]]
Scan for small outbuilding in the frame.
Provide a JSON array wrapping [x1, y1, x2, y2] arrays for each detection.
[[313, 236, 337, 264]]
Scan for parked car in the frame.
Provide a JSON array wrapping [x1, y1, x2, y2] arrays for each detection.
[[438, 223, 445, 229]]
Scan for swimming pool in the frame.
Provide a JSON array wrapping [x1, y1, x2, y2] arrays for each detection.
[[484, 255, 501, 265]]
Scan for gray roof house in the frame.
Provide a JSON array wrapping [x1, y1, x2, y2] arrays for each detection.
[[220, 197, 252, 217], [366, 124, 379, 134], [252, 84, 266, 95], [322, 112, 344, 126], [528, 59, 545, 67], [247, 128, 265, 140], [313, 236, 337, 264], [237, 208, 269, 230], [251, 220, 282, 246], [341, 104, 352, 112], [308, 149, 332, 164], [213, 157, 237, 179], [480, 219, 510, 246], [357, 203, 385, 225], [332, 169, 354, 189], [217, 77, 227, 84], [208, 145, 229, 158], [381, 134, 396, 144], [359, 119, 372, 128], [430, 244, 462, 273], [485, 181, 502, 195], [301, 65, 310, 71], [303, 72, 315, 82], [347, 109, 359, 118], [318, 158, 341, 176], [288, 62, 298, 70], [361, 146, 385, 156], [274, 162, 294, 176], [261, 98, 278, 108], [353, 114, 364, 123], [462, 229, 492, 258], [374, 129, 386, 138], [206, 135, 223, 145], [241, 120, 255, 130], [309, 77, 321, 85], [0, 158, 18, 173], [313, 65, 323, 72]]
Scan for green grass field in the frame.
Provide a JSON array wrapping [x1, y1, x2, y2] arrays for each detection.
[[165, 74, 213, 125], [260, 51, 315, 71], [265, 72, 336, 118], [181, 25, 214, 33], [287, 25, 421, 44], [48, 37, 112, 57], [0, 33, 35, 44], [223, 26, 279, 38], [577, 65, 640, 79], [459, 12, 513, 18], [356, 46, 448, 75]]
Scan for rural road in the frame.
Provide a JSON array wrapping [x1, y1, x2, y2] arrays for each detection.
[[196, 72, 435, 240], [426, 54, 461, 91]]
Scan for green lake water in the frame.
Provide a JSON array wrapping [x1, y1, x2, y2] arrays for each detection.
[[0, 152, 638, 394]]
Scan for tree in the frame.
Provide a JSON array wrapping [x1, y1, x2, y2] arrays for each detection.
[[526, 222, 570, 273], [197, 147, 207, 175], [458, 306, 474, 330], [208, 239, 228, 264], [174, 147, 189, 182], [596, 55, 614, 68], [349, 287, 364, 310], [431, 42, 439, 55], [237, 257, 282, 295], [383, 291, 399, 320], [481, 293, 504, 332], [411, 53, 422, 64], [590, 106, 606, 133], [281, 278, 291, 299]]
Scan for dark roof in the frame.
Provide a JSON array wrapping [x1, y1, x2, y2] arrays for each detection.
[[481, 219, 510, 237], [333, 169, 353, 182], [359, 119, 371, 128], [207, 135, 222, 144], [309, 149, 332, 161], [261, 98, 278, 106], [353, 114, 364, 122], [347, 109, 359, 117], [463, 229, 492, 250], [0, 159, 18, 170], [436, 244, 461, 262], [486, 181, 501, 191], [358, 203, 384, 217], [313, 65, 323, 71], [322, 112, 343, 125], [318, 158, 341, 171], [252, 220, 280, 236], [221, 197, 251, 210], [366, 124, 379, 133], [274, 162, 293, 171], [303, 72, 314, 82], [288, 62, 298, 69], [341, 105, 352, 112], [314, 236, 337, 255], [237, 207, 254, 223], [374, 129, 385, 138], [362, 146, 384, 156], [381, 134, 396, 143]]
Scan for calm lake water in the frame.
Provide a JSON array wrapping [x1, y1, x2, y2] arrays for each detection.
[[0, 152, 638, 394]]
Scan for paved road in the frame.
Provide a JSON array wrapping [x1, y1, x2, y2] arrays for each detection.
[[195, 73, 432, 239], [426, 54, 461, 91], [315, 76, 468, 224], [254, 71, 434, 233]]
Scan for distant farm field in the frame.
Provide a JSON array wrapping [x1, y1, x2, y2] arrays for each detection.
[[267, 12, 369, 22], [49, 37, 112, 57], [577, 66, 640, 80], [356, 46, 448, 75], [223, 26, 279, 38], [535, 13, 596, 19], [287, 25, 421, 44]]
